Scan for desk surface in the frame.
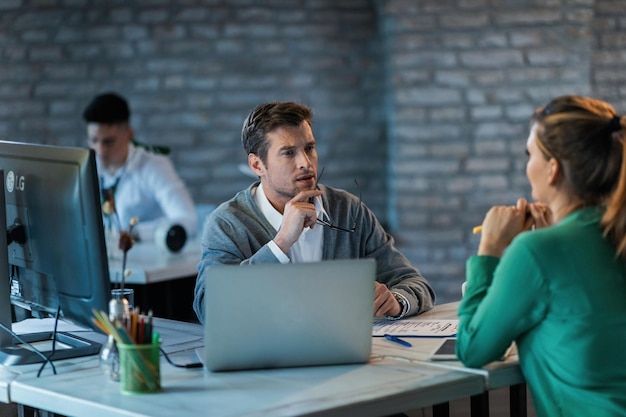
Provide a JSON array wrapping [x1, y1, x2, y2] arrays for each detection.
[[2, 303, 523, 417], [395, 301, 525, 390], [10, 347, 484, 417], [108, 238, 201, 285]]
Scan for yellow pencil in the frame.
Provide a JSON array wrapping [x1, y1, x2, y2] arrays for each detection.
[[472, 206, 546, 234], [91, 317, 111, 335]]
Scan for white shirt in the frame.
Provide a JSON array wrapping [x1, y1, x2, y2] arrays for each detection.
[[253, 183, 327, 263], [98, 144, 198, 241]]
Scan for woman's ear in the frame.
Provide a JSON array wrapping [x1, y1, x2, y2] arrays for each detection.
[[547, 157, 560, 186]]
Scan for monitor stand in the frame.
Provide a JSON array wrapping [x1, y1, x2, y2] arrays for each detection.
[[0, 331, 102, 366]]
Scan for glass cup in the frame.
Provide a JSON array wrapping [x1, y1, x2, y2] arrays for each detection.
[[118, 342, 162, 394], [111, 288, 134, 309]]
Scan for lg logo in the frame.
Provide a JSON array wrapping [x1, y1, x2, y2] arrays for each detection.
[[6, 171, 25, 193]]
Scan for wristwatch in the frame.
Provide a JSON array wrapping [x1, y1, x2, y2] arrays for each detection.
[[385, 292, 409, 319]]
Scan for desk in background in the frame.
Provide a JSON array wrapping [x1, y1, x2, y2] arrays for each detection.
[[108, 238, 201, 322], [106, 204, 215, 322]]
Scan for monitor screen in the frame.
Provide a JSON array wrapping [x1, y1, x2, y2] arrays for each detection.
[[0, 141, 111, 365]]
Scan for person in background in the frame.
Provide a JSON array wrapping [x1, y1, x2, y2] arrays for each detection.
[[83, 92, 198, 243], [457, 95, 626, 417], [193, 101, 435, 323]]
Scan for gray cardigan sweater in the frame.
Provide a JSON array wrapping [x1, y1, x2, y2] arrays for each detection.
[[193, 182, 435, 323]]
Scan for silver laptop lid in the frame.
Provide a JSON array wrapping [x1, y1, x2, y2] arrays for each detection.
[[203, 258, 376, 371]]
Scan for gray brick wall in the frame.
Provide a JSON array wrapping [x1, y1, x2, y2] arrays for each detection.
[[0, 0, 625, 304], [383, 0, 600, 302], [0, 0, 385, 213], [593, 0, 626, 110]]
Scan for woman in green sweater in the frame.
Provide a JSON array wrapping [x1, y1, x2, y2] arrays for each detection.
[[457, 95, 626, 417]]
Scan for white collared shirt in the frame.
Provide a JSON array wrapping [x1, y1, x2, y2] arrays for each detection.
[[254, 183, 326, 263], [97, 144, 198, 241]]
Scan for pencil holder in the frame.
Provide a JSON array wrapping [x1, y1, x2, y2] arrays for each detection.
[[118, 342, 161, 394]]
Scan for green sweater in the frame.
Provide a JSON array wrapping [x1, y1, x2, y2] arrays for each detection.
[[457, 207, 626, 417]]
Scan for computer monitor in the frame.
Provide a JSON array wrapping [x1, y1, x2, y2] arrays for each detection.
[[0, 141, 111, 365]]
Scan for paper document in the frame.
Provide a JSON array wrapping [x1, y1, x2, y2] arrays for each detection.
[[373, 319, 458, 338]]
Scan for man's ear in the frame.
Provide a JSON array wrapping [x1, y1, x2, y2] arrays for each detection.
[[120, 122, 134, 141], [547, 157, 560, 186], [248, 153, 264, 178]]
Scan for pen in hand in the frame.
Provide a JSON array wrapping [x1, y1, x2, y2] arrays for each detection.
[[472, 204, 547, 234], [473, 210, 531, 235], [384, 334, 412, 348]]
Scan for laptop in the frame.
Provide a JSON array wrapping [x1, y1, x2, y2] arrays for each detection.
[[202, 258, 376, 371]]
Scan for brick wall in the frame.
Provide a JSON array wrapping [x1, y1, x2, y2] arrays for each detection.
[[1, 0, 625, 303], [0, 0, 385, 212], [592, 0, 626, 110], [383, 0, 597, 301]]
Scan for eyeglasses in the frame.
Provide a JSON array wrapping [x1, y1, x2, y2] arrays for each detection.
[[315, 172, 361, 233]]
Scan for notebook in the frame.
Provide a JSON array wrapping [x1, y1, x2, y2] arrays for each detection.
[[201, 258, 376, 371]]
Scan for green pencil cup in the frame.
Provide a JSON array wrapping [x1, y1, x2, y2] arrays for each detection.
[[118, 342, 162, 394]]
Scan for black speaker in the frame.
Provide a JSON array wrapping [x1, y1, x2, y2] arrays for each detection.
[[163, 224, 186, 252]]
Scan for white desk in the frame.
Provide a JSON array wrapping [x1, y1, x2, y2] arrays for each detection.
[[108, 238, 201, 285], [10, 356, 485, 417], [106, 203, 215, 286], [1, 303, 528, 417], [376, 302, 527, 417], [0, 318, 203, 412], [0, 366, 17, 403], [6, 317, 486, 417], [403, 302, 525, 389]]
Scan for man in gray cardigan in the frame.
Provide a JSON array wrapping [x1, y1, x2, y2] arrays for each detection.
[[194, 101, 435, 324]]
